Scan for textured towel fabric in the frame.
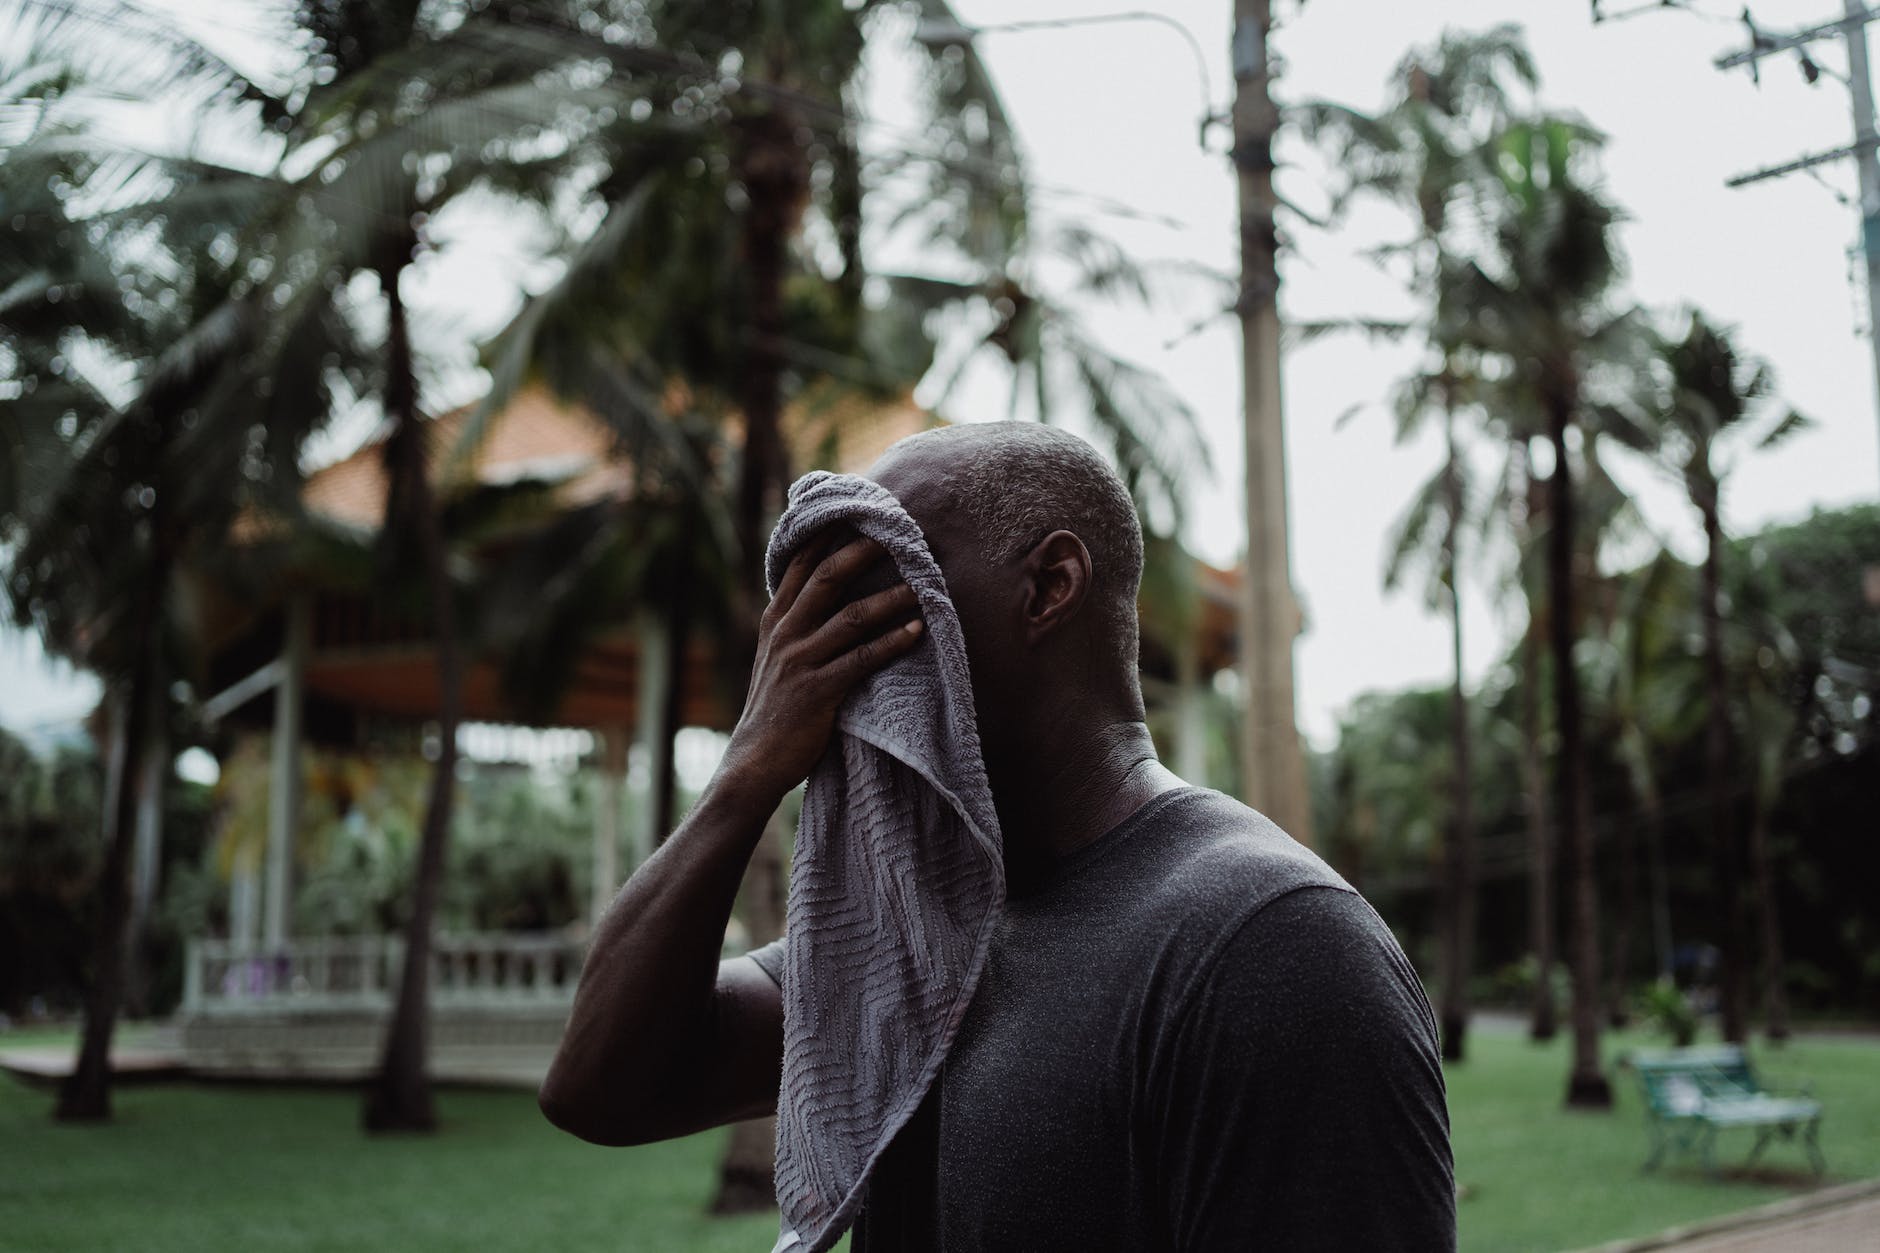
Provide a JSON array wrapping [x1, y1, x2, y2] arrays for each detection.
[[761, 471, 1006, 1253]]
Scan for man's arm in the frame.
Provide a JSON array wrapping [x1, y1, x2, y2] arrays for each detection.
[[538, 535, 924, 1146], [1154, 887, 1456, 1251]]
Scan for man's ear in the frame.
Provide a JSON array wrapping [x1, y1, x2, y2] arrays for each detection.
[[1021, 530, 1092, 645]]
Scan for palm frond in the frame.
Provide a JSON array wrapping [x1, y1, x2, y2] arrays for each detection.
[[1286, 317, 1416, 348], [1757, 408, 1812, 450]]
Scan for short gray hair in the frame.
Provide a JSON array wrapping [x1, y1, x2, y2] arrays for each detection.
[[897, 423, 1143, 659]]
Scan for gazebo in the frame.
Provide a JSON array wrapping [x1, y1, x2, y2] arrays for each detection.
[[177, 387, 1240, 1079]]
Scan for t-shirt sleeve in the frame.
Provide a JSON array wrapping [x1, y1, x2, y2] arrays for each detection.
[[743, 937, 786, 986], [1152, 886, 1455, 1252]]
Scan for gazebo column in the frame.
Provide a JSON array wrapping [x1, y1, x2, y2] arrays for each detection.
[[633, 611, 671, 864], [229, 843, 260, 949], [591, 729, 627, 926], [263, 592, 309, 949]]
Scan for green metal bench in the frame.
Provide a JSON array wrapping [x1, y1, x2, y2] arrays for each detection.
[[1630, 1045, 1825, 1177]]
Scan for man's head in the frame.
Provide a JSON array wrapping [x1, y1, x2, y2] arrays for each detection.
[[866, 422, 1145, 763]]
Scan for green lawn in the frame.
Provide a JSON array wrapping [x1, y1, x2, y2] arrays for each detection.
[[1, 1025, 1875, 1252], [1451, 1024, 1880, 1251], [0, 1075, 779, 1253]]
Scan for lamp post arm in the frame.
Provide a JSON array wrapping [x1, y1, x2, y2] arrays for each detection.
[[927, 11, 1219, 145]]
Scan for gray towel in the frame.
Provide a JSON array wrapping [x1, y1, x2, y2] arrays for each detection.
[[762, 470, 1006, 1253]]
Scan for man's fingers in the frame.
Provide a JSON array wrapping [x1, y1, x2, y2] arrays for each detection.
[[802, 582, 920, 662], [830, 616, 925, 683], [766, 545, 822, 622], [786, 535, 890, 627]]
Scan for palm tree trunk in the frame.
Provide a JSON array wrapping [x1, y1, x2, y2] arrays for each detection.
[[1547, 383, 1610, 1108], [1607, 797, 1640, 1027], [1438, 408, 1474, 1063], [363, 248, 464, 1134], [1644, 774, 1672, 980], [121, 711, 168, 1020], [731, 106, 802, 602], [1748, 799, 1790, 1041], [1698, 494, 1747, 1044], [56, 603, 160, 1122], [713, 102, 808, 1212], [1521, 456, 1558, 1042]]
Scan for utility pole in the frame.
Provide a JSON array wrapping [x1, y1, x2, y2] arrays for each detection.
[[1231, 0, 1313, 845], [1714, 2, 1880, 488]]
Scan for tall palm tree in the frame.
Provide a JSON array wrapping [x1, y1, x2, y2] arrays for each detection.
[[1513, 450, 1560, 1041], [1298, 25, 1537, 1063], [16, 0, 602, 1131], [1378, 380, 1480, 1061], [1651, 311, 1808, 1043], [0, 7, 343, 1118], [247, 0, 641, 1133], [1737, 655, 1799, 1041], [0, 3, 345, 1120], [1590, 551, 1697, 1015], [1446, 116, 1630, 1107]]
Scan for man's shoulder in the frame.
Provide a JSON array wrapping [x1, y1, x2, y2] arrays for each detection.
[[1066, 788, 1377, 1017], [1128, 787, 1355, 922], [1146, 796, 1436, 1059]]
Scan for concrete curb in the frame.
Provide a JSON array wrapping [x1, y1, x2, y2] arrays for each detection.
[[1572, 1176, 1880, 1252]]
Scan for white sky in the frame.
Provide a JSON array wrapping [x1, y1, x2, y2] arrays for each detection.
[[4, 0, 1877, 750], [929, 0, 1880, 744]]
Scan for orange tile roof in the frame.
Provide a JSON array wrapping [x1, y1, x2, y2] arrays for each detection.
[[300, 385, 938, 531], [302, 388, 633, 530]]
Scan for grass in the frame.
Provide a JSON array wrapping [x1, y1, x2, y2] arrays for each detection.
[[1, 1023, 1875, 1252], [1451, 1022, 1880, 1251], [0, 1075, 778, 1253]]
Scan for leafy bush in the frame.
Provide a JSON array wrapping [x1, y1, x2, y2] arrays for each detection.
[[1635, 977, 1698, 1047]]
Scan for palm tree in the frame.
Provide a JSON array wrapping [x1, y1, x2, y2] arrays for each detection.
[[1651, 311, 1809, 1044], [1589, 552, 1697, 1017], [1738, 675, 1797, 1041], [1, 6, 343, 1119], [1297, 25, 1537, 1063], [246, 0, 643, 1133], [1446, 116, 1631, 1107], [1513, 452, 1560, 1041], [1380, 381, 1481, 1061]]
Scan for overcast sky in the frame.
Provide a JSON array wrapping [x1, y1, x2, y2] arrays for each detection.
[[929, 0, 1880, 744], [5, 0, 1876, 750]]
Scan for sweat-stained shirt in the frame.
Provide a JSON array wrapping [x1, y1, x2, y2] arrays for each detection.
[[749, 786, 1456, 1252]]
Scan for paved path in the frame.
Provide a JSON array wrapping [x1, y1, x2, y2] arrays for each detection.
[[0, 1043, 184, 1082], [1659, 1190, 1880, 1250], [1583, 1181, 1880, 1252]]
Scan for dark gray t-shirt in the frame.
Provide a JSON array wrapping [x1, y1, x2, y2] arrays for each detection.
[[750, 787, 1455, 1252]]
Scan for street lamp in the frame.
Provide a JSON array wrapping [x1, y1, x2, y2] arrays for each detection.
[[913, 13, 1224, 149]]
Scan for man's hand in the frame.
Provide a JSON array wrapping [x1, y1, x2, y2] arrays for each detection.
[[724, 534, 924, 801], [539, 531, 924, 1147]]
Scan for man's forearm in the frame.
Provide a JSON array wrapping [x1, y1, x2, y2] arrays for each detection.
[[537, 532, 924, 1145], [539, 763, 784, 1143]]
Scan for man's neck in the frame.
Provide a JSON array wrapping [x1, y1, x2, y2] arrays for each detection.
[[990, 712, 1186, 892]]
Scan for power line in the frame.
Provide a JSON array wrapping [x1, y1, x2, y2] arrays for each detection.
[[1716, 5, 1880, 70], [1592, 0, 1880, 488], [1702, 2, 1880, 491]]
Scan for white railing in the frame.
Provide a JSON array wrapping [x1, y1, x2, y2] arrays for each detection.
[[183, 933, 586, 1015]]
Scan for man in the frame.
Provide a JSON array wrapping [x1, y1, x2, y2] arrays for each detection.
[[541, 423, 1455, 1250]]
